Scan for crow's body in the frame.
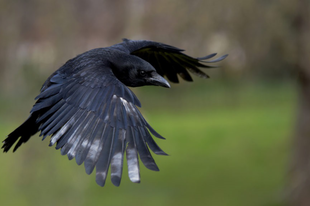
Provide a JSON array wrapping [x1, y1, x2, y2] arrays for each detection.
[[2, 39, 227, 186]]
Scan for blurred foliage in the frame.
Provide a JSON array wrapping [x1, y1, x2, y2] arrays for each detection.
[[0, 0, 299, 96]]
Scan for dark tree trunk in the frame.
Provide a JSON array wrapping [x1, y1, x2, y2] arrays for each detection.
[[289, 0, 310, 205]]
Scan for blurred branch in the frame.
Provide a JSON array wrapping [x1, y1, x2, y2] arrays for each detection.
[[289, 0, 310, 205]]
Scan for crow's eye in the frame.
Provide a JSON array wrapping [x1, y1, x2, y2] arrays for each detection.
[[139, 70, 146, 77]]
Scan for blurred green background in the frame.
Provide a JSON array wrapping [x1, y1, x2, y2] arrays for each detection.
[[0, 1, 302, 206]]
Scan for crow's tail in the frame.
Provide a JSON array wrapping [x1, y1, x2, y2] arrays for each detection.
[[2, 113, 39, 152]]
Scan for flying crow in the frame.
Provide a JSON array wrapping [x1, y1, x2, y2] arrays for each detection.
[[2, 39, 227, 186]]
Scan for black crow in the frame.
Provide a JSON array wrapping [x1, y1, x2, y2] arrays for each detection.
[[2, 39, 227, 187]]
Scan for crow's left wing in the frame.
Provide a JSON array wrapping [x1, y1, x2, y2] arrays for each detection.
[[122, 38, 228, 83]]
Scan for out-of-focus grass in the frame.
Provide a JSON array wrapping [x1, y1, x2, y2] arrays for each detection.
[[0, 81, 295, 206]]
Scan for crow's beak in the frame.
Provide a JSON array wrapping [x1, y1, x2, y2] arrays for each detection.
[[148, 73, 170, 88]]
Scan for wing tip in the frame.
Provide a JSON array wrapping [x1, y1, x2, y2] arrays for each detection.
[[85, 164, 95, 175], [145, 163, 160, 171], [200, 53, 229, 64], [1, 142, 10, 153], [154, 150, 169, 156], [111, 176, 121, 187], [96, 177, 107, 187], [128, 170, 141, 183]]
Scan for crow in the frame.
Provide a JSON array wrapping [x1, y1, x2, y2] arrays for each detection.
[[2, 39, 227, 187]]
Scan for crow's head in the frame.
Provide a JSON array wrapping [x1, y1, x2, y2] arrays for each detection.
[[110, 54, 170, 88]]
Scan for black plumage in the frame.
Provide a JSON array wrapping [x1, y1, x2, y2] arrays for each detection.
[[2, 39, 227, 187]]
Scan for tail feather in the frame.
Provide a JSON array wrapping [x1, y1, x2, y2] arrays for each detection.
[[2, 113, 39, 152]]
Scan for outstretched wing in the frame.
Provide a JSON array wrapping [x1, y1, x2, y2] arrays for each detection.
[[122, 38, 228, 83], [30, 63, 167, 187]]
